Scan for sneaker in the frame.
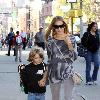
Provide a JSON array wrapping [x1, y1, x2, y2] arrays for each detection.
[[19, 59, 22, 62], [19, 60, 22, 62], [86, 81, 93, 85], [93, 81, 98, 85], [15, 58, 18, 62], [6, 54, 10, 56]]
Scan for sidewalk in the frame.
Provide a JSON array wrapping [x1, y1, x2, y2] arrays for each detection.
[[0, 50, 100, 100]]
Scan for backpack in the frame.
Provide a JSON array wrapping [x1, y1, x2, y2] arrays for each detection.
[[18, 64, 28, 94], [16, 35, 22, 45], [81, 32, 89, 48]]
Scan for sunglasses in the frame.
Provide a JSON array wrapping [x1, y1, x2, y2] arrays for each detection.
[[53, 24, 65, 29]]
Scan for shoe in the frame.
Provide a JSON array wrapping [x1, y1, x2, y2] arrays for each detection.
[[86, 81, 93, 85], [93, 81, 98, 85], [6, 54, 10, 56], [15, 58, 18, 62], [19, 59, 22, 62]]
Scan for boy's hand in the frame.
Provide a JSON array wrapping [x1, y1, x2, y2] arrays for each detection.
[[38, 78, 46, 87]]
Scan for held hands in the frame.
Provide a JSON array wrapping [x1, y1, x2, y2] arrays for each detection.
[[38, 78, 46, 87]]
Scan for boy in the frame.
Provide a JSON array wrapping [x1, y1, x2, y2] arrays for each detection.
[[22, 46, 48, 100], [15, 31, 22, 62]]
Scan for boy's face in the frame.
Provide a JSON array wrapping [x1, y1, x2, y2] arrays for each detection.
[[33, 54, 42, 65]]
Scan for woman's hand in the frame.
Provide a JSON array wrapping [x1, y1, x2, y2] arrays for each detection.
[[64, 36, 71, 43], [38, 78, 46, 87], [54, 34, 67, 40], [64, 35, 73, 50]]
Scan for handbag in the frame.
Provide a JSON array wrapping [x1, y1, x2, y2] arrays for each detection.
[[52, 39, 83, 85], [72, 72, 83, 85]]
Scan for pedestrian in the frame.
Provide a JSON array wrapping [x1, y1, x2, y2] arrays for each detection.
[[34, 26, 45, 50], [81, 22, 100, 85], [0, 40, 2, 50], [28, 37, 32, 48], [22, 46, 48, 100], [20, 30, 27, 50], [45, 16, 77, 100], [15, 31, 23, 62], [6, 27, 15, 56]]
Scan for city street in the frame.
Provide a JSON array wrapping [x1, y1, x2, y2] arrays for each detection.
[[0, 50, 100, 100], [0, 0, 100, 99]]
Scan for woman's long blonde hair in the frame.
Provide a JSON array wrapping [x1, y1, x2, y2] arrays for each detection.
[[45, 16, 69, 41]]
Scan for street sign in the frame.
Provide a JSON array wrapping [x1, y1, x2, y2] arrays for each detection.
[[67, 10, 75, 17], [75, 9, 82, 17], [67, 0, 77, 3], [66, 9, 82, 17]]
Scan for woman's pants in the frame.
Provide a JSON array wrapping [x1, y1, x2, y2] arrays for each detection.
[[28, 92, 45, 100], [50, 78, 74, 100], [85, 51, 99, 83]]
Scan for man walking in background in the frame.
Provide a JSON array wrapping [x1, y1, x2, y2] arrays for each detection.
[[20, 30, 27, 50], [34, 26, 45, 50], [6, 27, 15, 56]]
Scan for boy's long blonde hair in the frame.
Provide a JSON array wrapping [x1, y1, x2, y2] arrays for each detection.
[[45, 16, 69, 41], [28, 46, 44, 62]]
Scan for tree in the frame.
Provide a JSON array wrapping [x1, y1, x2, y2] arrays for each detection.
[[66, 0, 96, 22], [82, 0, 96, 22]]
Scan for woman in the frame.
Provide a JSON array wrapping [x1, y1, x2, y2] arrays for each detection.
[[81, 22, 99, 85], [45, 16, 77, 100]]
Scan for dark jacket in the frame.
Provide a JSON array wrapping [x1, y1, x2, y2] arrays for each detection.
[[22, 62, 46, 93], [7, 32, 15, 46], [81, 32, 99, 53], [35, 32, 45, 43]]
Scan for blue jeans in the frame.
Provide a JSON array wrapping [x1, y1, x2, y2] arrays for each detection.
[[28, 92, 45, 100], [85, 51, 99, 83]]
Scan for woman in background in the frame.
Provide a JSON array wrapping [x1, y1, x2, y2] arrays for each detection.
[[81, 22, 99, 85]]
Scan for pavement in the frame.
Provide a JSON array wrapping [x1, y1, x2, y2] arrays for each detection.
[[0, 49, 100, 100]]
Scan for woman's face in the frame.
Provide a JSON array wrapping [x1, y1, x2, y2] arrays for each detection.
[[91, 24, 97, 32], [53, 20, 65, 35], [33, 54, 42, 65]]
